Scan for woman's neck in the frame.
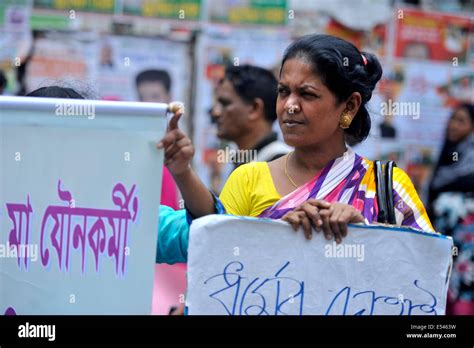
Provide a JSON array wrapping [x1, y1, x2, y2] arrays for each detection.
[[292, 142, 347, 173]]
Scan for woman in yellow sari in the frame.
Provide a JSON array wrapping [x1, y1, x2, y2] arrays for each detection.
[[160, 34, 434, 242]]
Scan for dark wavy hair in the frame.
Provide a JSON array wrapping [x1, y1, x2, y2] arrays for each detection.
[[26, 86, 85, 99], [281, 34, 383, 145]]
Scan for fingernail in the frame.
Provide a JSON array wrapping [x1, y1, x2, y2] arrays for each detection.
[[317, 219, 322, 226], [326, 234, 332, 240], [309, 234, 312, 239], [157, 142, 163, 148]]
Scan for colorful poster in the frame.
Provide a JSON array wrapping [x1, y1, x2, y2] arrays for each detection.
[[33, 0, 115, 14], [208, 0, 287, 25], [354, 60, 473, 197], [187, 215, 453, 315], [23, 33, 95, 95], [123, 0, 202, 20], [94, 35, 190, 106], [19, 32, 191, 110], [0, 1, 32, 95], [394, 8, 472, 63], [325, 18, 387, 57], [0, 0, 29, 27], [0, 97, 167, 314]]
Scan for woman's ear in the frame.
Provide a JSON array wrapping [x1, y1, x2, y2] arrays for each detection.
[[345, 92, 362, 118]]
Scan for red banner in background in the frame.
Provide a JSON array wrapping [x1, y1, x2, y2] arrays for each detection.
[[326, 19, 387, 57], [395, 8, 472, 63]]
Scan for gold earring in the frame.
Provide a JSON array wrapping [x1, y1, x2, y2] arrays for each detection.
[[339, 112, 352, 129]]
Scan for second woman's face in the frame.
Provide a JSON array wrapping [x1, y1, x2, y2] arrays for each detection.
[[276, 58, 346, 148], [447, 107, 473, 143]]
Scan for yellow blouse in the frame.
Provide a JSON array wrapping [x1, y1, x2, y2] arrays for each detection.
[[219, 160, 434, 232], [220, 162, 279, 217]]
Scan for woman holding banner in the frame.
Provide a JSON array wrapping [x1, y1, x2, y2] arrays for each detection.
[[161, 34, 435, 242]]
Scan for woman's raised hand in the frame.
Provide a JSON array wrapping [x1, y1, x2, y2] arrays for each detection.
[[157, 103, 216, 217], [281, 200, 364, 243], [157, 102, 194, 177]]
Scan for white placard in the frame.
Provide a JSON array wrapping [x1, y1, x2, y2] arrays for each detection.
[[0, 96, 167, 314], [187, 215, 453, 315]]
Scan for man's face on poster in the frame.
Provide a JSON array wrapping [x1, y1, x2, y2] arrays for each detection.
[[137, 81, 170, 103]]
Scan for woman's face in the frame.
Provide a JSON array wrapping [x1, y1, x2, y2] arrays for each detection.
[[447, 107, 473, 143], [276, 58, 346, 148]]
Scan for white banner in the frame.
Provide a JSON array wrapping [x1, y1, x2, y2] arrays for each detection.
[[187, 215, 453, 315], [0, 96, 166, 314]]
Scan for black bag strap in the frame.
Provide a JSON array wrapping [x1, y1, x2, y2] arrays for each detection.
[[385, 161, 397, 224], [374, 160, 388, 223], [374, 160, 397, 224]]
